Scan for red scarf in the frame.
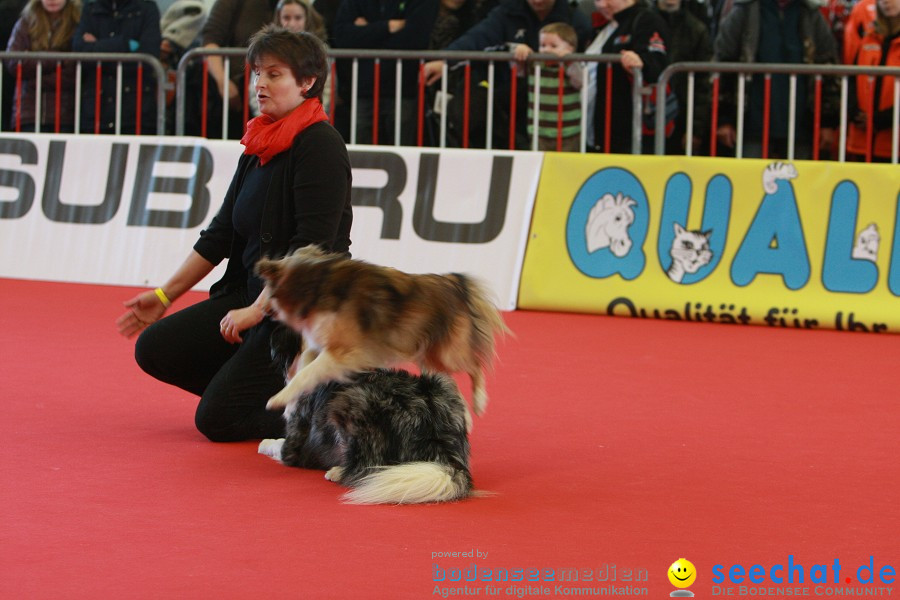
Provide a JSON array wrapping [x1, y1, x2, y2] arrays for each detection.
[[241, 98, 328, 165]]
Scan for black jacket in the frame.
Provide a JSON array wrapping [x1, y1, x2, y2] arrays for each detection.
[[444, 0, 592, 148], [592, 4, 671, 153], [333, 0, 439, 99], [713, 0, 839, 132], [446, 0, 592, 52], [652, 4, 712, 144], [72, 0, 161, 134], [195, 121, 353, 299]]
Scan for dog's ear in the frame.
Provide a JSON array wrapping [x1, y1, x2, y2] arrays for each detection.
[[255, 257, 283, 282]]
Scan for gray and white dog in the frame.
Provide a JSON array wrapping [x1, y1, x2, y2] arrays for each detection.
[[258, 327, 475, 504]]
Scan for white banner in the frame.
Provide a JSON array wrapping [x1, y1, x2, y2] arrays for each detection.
[[0, 134, 541, 310], [347, 145, 541, 310]]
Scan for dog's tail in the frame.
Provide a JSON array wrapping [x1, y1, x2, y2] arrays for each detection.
[[342, 462, 473, 505], [457, 274, 510, 343], [453, 274, 511, 415]]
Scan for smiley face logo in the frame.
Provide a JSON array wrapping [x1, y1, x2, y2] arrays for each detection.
[[668, 558, 697, 589]]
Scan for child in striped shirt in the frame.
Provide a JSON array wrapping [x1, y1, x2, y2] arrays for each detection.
[[527, 22, 583, 152]]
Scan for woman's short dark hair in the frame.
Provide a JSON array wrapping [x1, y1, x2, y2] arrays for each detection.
[[247, 25, 328, 99]]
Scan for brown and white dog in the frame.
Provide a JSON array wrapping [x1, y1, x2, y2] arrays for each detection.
[[255, 246, 509, 426]]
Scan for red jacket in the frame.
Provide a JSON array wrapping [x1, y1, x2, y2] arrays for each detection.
[[847, 27, 900, 158]]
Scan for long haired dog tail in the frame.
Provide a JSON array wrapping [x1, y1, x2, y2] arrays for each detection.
[[342, 462, 473, 505], [453, 274, 511, 416]]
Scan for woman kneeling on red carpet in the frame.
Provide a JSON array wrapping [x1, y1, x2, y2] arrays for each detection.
[[115, 25, 353, 442]]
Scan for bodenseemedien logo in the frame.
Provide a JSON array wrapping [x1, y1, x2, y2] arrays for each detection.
[[669, 558, 697, 597]]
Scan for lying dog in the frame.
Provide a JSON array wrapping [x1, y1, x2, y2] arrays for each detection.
[[259, 327, 475, 504], [255, 246, 508, 423]]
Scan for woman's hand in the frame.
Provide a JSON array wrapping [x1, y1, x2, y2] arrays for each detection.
[[226, 80, 242, 110], [682, 133, 702, 154], [116, 290, 168, 338], [219, 305, 265, 344], [423, 60, 445, 85], [513, 43, 533, 63], [619, 50, 643, 72], [819, 127, 836, 155], [717, 123, 737, 149]]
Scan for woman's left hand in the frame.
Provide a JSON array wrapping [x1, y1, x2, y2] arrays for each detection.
[[620, 50, 643, 72], [219, 306, 264, 344]]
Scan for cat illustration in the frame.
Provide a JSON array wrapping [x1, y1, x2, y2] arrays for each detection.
[[762, 161, 798, 194], [667, 223, 713, 283], [852, 223, 880, 261]]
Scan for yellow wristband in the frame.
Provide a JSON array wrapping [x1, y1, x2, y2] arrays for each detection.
[[154, 287, 171, 308]]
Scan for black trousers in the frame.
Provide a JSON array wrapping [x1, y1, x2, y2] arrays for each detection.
[[134, 289, 286, 442]]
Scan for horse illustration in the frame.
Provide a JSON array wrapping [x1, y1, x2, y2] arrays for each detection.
[[585, 192, 637, 257]]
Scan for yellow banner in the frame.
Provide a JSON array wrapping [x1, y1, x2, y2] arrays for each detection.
[[519, 153, 900, 333]]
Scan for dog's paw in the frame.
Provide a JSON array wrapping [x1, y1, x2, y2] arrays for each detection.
[[258, 438, 285, 461], [266, 388, 295, 410], [325, 466, 344, 482], [282, 401, 298, 422]]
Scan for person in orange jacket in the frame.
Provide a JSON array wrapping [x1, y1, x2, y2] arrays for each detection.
[[846, 0, 900, 160], [843, 0, 875, 63]]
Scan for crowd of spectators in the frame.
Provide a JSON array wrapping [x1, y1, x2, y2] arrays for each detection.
[[2, 0, 899, 158]]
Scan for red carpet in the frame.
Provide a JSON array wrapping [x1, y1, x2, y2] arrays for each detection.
[[1, 279, 897, 599]]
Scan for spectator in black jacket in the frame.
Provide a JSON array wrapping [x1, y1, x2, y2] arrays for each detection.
[[196, 0, 276, 139], [333, 0, 439, 145], [587, 0, 670, 154], [713, 0, 839, 158], [423, 0, 591, 149], [430, 0, 478, 50], [652, 0, 712, 154], [72, 0, 161, 134]]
